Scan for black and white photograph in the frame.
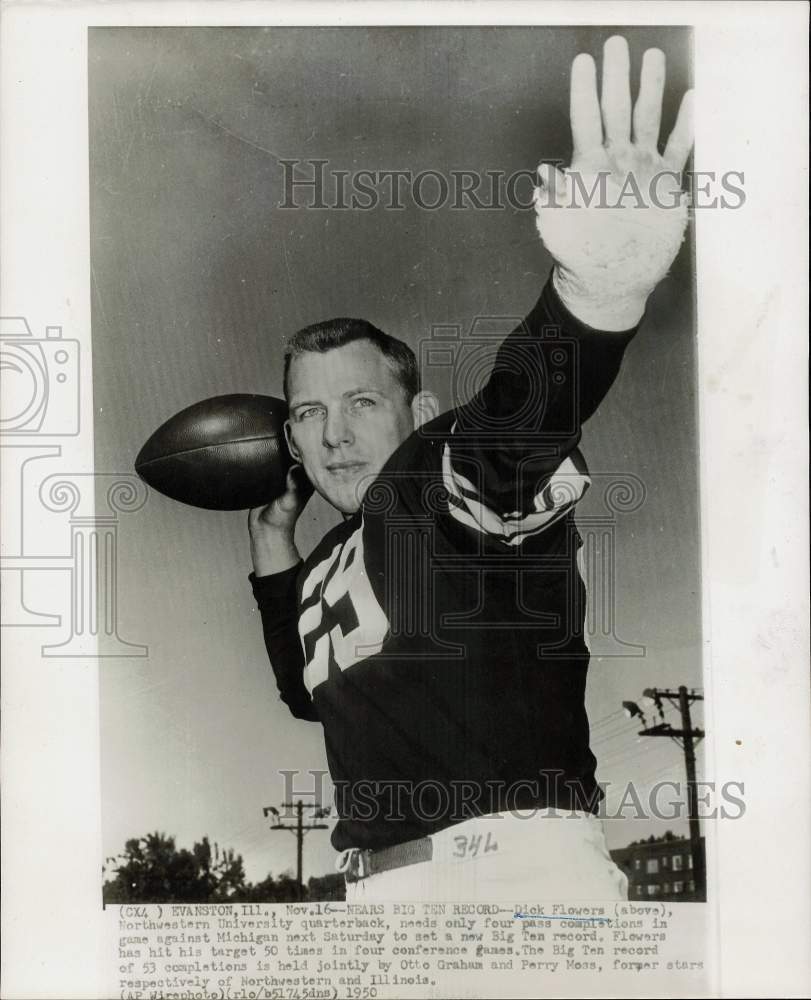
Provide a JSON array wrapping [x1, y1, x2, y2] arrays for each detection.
[[90, 24, 706, 906], [1, 4, 808, 999]]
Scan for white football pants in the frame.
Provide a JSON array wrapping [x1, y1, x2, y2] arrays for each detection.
[[340, 808, 628, 902]]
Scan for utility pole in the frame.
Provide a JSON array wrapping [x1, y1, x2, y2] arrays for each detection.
[[622, 686, 705, 900], [263, 801, 330, 901]]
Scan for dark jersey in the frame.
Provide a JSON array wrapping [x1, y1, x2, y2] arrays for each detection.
[[251, 276, 639, 851]]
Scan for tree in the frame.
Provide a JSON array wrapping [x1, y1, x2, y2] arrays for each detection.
[[240, 873, 303, 902], [627, 829, 680, 847], [103, 832, 246, 903], [103, 832, 344, 903], [307, 873, 346, 902]]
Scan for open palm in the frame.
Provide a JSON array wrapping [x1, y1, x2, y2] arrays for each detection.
[[535, 36, 694, 329]]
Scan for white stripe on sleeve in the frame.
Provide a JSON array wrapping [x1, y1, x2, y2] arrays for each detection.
[[442, 436, 590, 546]]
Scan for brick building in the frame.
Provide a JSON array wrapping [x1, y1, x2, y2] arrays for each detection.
[[610, 832, 706, 902]]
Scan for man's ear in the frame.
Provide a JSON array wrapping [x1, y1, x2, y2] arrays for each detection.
[[284, 419, 302, 461], [410, 390, 440, 430]]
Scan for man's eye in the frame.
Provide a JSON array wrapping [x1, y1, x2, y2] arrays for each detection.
[[297, 406, 323, 420], [353, 397, 375, 408]]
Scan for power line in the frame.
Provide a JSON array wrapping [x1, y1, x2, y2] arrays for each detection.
[[621, 686, 706, 900], [592, 726, 647, 749], [599, 745, 672, 770], [602, 761, 684, 800], [588, 708, 626, 729], [262, 801, 331, 900], [596, 736, 661, 765]]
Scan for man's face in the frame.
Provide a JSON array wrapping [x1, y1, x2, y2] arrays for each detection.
[[285, 340, 418, 515]]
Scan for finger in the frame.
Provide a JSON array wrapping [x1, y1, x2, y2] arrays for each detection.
[[570, 53, 602, 157], [633, 48, 665, 149], [283, 465, 305, 503], [601, 35, 632, 145], [248, 504, 268, 527], [286, 464, 301, 493], [663, 89, 694, 172], [289, 463, 314, 498], [535, 163, 568, 208]]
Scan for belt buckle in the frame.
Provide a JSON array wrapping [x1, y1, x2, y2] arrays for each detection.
[[336, 847, 370, 883]]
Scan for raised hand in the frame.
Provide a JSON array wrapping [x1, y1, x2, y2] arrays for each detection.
[[534, 35, 694, 330]]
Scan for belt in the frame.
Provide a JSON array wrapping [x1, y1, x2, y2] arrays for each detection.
[[336, 836, 433, 883]]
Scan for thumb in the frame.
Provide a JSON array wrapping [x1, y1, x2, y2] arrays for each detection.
[[534, 163, 569, 209], [282, 464, 314, 507]]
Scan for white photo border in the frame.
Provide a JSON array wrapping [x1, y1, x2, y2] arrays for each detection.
[[1, 3, 808, 998]]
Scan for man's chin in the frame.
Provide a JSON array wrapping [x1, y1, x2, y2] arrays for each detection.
[[314, 469, 380, 516], [337, 496, 362, 516], [317, 483, 365, 516]]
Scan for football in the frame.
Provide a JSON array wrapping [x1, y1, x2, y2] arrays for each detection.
[[134, 394, 293, 511]]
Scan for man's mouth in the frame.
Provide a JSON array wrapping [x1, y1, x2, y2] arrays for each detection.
[[325, 461, 366, 474]]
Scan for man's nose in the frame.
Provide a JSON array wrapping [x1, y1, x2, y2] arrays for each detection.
[[322, 408, 354, 448]]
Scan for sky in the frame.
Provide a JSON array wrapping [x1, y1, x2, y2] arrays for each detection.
[[89, 25, 701, 884]]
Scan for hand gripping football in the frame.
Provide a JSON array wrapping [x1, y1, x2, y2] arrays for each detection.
[[134, 394, 292, 511]]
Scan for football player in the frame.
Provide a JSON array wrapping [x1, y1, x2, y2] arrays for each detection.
[[248, 35, 693, 900]]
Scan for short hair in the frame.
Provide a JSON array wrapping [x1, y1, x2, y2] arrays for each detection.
[[283, 318, 420, 403]]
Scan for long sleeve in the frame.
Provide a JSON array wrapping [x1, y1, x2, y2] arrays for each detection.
[[443, 273, 641, 545], [249, 563, 320, 722]]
